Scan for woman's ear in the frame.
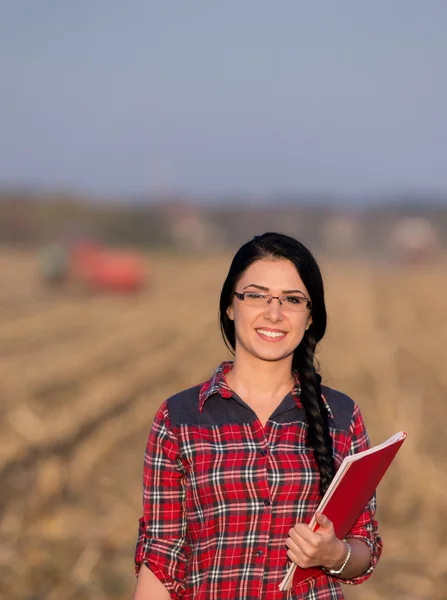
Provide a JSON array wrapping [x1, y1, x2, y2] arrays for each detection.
[[305, 316, 313, 331], [226, 305, 234, 321]]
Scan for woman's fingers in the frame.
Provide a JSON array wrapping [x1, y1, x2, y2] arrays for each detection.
[[286, 532, 319, 567]]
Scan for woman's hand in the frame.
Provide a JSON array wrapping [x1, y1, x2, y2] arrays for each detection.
[[285, 512, 347, 571]]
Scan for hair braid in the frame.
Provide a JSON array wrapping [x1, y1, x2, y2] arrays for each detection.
[[294, 327, 336, 497]]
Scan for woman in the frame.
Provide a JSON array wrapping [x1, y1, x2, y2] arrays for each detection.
[[133, 232, 382, 599]]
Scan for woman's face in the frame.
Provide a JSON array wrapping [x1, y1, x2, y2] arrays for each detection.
[[226, 258, 312, 365]]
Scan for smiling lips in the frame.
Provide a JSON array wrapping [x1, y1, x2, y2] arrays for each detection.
[[256, 328, 288, 342]]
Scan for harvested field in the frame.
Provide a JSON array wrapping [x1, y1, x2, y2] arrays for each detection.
[[0, 249, 446, 600]]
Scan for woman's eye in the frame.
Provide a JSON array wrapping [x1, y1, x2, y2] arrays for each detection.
[[246, 293, 265, 300], [284, 296, 305, 305]]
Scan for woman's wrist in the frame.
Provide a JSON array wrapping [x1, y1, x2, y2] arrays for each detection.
[[323, 539, 350, 571], [322, 538, 372, 580]]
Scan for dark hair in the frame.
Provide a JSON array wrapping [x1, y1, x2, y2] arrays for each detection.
[[219, 232, 335, 497]]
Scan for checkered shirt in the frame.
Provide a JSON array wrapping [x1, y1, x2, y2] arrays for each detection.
[[135, 361, 382, 599]]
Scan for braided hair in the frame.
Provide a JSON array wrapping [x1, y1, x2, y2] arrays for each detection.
[[292, 329, 335, 496], [219, 232, 336, 497]]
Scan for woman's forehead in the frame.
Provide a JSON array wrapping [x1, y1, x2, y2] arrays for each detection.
[[239, 258, 305, 287]]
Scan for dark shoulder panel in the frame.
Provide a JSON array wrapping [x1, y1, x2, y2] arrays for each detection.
[[321, 385, 356, 432], [167, 385, 255, 427], [166, 384, 203, 426]]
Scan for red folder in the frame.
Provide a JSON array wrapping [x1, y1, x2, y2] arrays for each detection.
[[279, 431, 407, 591]]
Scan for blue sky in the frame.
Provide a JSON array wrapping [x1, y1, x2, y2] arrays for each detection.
[[1, 1, 447, 200]]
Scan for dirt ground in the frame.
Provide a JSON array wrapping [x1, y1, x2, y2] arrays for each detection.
[[0, 249, 446, 600]]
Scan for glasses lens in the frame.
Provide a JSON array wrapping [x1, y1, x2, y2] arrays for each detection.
[[242, 293, 309, 312], [243, 292, 268, 307], [281, 295, 309, 312]]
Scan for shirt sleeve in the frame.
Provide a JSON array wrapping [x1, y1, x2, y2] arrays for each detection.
[[135, 400, 190, 599], [334, 403, 383, 586]]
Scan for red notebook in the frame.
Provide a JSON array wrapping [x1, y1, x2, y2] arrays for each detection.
[[279, 431, 407, 591]]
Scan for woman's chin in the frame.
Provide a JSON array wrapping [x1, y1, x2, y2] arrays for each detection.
[[252, 347, 291, 363]]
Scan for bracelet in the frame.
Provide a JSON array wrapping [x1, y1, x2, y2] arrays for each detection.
[[323, 540, 352, 576]]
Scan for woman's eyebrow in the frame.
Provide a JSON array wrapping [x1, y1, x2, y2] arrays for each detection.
[[242, 283, 305, 295], [242, 284, 269, 291], [282, 289, 306, 295]]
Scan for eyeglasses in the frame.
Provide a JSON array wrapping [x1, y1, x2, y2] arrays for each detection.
[[233, 291, 312, 312]]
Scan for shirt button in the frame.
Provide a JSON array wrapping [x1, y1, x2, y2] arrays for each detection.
[[260, 449, 267, 456], [264, 499, 271, 506], [256, 550, 263, 557]]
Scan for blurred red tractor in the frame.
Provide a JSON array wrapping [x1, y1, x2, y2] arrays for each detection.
[[39, 240, 148, 292]]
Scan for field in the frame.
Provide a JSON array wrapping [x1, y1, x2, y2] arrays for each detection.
[[0, 249, 446, 600]]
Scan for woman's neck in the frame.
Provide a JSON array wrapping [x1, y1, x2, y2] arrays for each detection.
[[226, 356, 294, 404]]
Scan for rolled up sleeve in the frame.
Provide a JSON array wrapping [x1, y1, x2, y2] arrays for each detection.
[[336, 404, 383, 586], [135, 400, 190, 599]]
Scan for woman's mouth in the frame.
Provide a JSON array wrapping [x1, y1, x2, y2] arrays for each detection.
[[256, 328, 288, 342]]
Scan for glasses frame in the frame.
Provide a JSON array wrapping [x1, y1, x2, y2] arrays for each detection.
[[233, 291, 312, 311]]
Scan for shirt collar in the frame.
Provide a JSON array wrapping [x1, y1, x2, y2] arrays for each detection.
[[198, 361, 234, 412], [199, 360, 333, 419]]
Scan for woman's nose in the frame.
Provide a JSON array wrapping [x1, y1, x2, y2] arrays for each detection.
[[264, 297, 284, 320]]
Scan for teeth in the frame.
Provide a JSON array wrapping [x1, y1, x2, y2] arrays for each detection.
[[257, 329, 286, 338]]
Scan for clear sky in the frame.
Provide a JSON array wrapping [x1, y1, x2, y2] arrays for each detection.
[[1, 1, 446, 200]]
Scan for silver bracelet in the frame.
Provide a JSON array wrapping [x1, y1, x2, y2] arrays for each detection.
[[323, 540, 352, 576]]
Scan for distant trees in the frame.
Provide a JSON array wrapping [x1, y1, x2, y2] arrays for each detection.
[[0, 191, 445, 257]]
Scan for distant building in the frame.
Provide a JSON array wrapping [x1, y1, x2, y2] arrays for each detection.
[[389, 217, 439, 263]]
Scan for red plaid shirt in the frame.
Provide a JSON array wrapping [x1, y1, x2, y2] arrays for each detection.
[[135, 361, 382, 599]]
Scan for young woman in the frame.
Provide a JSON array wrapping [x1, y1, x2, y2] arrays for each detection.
[[133, 232, 382, 600]]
